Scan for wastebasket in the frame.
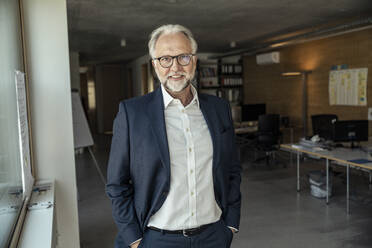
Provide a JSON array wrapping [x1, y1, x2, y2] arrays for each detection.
[[308, 170, 333, 198]]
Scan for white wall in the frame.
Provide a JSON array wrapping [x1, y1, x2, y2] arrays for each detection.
[[196, 52, 219, 61], [22, 0, 80, 247], [221, 55, 241, 63]]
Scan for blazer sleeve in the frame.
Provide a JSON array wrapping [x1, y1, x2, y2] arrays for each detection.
[[106, 102, 142, 246], [224, 101, 242, 230]]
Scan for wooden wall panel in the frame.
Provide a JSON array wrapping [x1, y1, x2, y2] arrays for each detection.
[[243, 28, 372, 137]]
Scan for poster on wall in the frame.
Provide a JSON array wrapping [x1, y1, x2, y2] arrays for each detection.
[[15, 70, 34, 199], [329, 68, 368, 106]]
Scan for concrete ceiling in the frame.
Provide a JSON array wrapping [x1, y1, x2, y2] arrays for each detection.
[[67, 0, 372, 64]]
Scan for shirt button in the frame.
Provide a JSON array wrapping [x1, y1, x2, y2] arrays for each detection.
[[186, 128, 190, 132], [189, 148, 192, 152], [191, 192, 194, 196], [182, 109, 185, 113], [190, 169, 193, 174], [191, 212, 194, 216]]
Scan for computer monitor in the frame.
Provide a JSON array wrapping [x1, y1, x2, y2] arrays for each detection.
[[311, 114, 338, 140], [333, 120, 368, 148], [241, 104, 266, 122]]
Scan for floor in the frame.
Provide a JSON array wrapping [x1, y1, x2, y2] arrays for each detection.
[[76, 135, 372, 248]]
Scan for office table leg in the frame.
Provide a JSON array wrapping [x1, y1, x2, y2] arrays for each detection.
[[347, 164, 350, 214], [369, 172, 372, 185], [297, 151, 300, 192], [290, 128, 294, 167], [326, 159, 329, 205]]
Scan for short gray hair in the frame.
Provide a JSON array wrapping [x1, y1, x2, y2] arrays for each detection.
[[148, 24, 198, 58]]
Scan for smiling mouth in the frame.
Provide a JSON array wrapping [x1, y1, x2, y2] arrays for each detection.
[[168, 75, 185, 80]]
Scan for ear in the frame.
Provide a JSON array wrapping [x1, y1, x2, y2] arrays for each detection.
[[151, 59, 155, 68]]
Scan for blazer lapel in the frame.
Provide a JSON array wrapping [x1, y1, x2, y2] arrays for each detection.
[[199, 94, 221, 170], [146, 88, 170, 172]]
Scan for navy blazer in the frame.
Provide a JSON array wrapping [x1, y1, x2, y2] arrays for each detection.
[[106, 87, 241, 247]]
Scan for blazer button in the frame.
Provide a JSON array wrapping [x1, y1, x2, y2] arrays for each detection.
[[162, 191, 168, 197]]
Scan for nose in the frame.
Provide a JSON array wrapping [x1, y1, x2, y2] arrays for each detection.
[[170, 57, 182, 72]]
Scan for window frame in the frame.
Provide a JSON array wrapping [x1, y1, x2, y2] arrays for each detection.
[[1, 0, 35, 247]]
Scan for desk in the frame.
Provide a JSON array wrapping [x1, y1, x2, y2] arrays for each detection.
[[235, 124, 296, 163], [234, 124, 296, 142], [234, 122, 258, 147], [235, 126, 258, 135], [281, 144, 372, 214], [234, 121, 258, 134]]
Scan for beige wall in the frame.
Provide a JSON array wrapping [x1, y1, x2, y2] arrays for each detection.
[[22, 0, 80, 247], [244, 28, 372, 136]]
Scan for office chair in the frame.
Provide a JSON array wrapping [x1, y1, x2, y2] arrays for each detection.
[[254, 114, 282, 167], [311, 114, 338, 140]]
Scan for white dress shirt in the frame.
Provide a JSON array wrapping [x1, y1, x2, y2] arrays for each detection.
[[147, 84, 222, 230]]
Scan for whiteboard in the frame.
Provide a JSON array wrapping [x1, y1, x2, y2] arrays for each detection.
[[71, 92, 94, 148]]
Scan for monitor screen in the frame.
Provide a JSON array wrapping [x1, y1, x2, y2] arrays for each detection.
[[311, 114, 338, 140], [333, 120, 368, 142], [241, 104, 266, 122]]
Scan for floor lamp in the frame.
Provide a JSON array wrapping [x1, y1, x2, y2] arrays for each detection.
[[282, 71, 312, 138]]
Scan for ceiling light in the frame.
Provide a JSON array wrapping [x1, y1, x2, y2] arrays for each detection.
[[120, 39, 126, 47], [79, 67, 88, 73], [160, 0, 190, 3]]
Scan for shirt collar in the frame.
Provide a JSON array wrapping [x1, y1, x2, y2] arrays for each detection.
[[161, 84, 200, 109]]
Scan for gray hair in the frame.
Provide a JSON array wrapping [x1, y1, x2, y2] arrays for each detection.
[[148, 24, 198, 58]]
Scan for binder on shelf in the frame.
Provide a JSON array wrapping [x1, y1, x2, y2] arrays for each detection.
[[226, 89, 240, 102], [221, 64, 242, 75], [201, 77, 219, 87], [200, 67, 217, 77], [221, 78, 243, 86]]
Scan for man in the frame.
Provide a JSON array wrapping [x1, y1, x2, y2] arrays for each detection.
[[106, 24, 241, 248]]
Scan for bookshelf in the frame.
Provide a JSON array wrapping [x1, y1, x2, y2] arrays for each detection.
[[196, 58, 244, 106], [197, 60, 221, 97], [218, 60, 243, 106]]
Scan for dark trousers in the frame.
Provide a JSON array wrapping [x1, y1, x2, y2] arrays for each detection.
[[137, 219, 233, 248]]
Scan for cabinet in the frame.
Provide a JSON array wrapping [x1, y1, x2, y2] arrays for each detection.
[[196, 59, 243, 105], [218, 62, 243, 106], [197, 61, 218, 86], [196, 60, 220, 95]]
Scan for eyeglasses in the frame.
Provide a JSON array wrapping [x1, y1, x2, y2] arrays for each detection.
[[153, 54, 195, 68]]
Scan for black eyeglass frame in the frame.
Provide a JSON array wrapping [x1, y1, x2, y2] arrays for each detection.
[[153, 54, 196, 68]]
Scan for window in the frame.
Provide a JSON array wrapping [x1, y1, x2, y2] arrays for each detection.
[[0, 0, 32, 247]]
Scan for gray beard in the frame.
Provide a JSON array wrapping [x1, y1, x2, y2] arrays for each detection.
[[161, 75, 196, 93], [163, 79, 190, 93]]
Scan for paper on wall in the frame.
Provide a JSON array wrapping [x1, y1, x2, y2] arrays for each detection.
[[329, 68, 368, 106]]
